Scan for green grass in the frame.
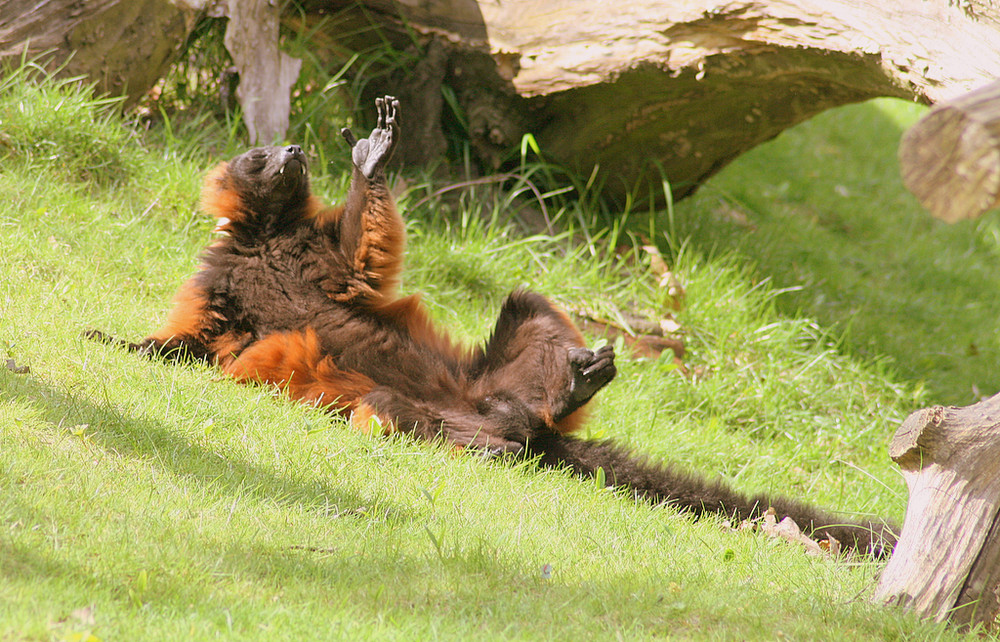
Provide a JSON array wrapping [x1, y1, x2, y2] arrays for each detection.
[[0, 67, 974, 639], [672, 97, 1000, 406]]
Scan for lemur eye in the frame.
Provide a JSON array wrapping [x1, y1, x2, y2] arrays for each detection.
[[236, 154, 267, 174]]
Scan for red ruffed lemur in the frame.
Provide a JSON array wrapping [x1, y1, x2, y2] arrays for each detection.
[[88, 96, 895, 556]]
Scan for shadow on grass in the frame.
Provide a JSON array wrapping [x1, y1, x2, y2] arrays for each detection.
[[0, 521, 687, 639], [0, 369, 691, 637], [0, 369, 409, 524], [671, 98, 1000, 406]]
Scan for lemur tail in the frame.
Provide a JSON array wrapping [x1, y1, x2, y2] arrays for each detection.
[[525, 432, 897, 558]]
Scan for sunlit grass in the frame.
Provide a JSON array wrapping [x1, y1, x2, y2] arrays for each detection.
[[674, 97, 1000, 406], [0, 67, 968, 639]]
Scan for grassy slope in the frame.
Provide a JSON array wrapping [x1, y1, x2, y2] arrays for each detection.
[[0, 72, 968, 639], [674, 98, 1000, 406]]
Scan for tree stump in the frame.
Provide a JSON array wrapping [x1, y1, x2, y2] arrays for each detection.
[[873, 393, 1000, 630], [898, 80, 1000, 223]]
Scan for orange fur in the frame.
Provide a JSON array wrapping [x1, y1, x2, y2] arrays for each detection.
[[200, 164, 242, 225], [147, 279, 214, 343], [553, 406, 589, 434], [332, 181, 406, 302], [221, 329, 375, 412], [550, 306, 588, 434], [350, 184, 405, 298], [350, 401, 396, 435], [210, 331, 253, 368], [308, 203, 344, 227]]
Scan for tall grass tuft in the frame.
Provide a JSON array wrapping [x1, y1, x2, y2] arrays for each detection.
[[0, 56, 140, 187]]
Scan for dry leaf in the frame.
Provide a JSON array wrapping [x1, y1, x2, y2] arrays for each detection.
[[660, 315, 682, 334], [818, 536, 841, 556], [5, 358, 29, 375], [659, 270, 686, 302], [761, 508, 826, 556], [70, 606, 96, 627], [642, 243, 669, 277]]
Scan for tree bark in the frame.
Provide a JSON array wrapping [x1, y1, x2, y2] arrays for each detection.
[[0, 0, 206, 106], [298, 0, 1000, 202], [898, 80, 1000, 223], [7, 1, 1000, 203], [224, 0, 301, 145], [873, 394, 1000, 630]]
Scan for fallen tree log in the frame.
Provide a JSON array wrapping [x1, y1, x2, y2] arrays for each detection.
[[6, 1, 1000, 204], [0, 0, 206, 106], [298, 0, 1000, 202], [898, 80, 1000, 223], [873, 393, 1000, 630]]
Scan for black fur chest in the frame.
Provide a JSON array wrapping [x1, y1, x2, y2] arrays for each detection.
[[199, 230, 334, 337]]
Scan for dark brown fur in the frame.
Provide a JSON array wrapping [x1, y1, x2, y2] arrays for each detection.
[[88, 96, 896, 556]]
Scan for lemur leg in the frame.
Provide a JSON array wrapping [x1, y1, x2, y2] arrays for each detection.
[[334, 96, 405, 301], [355, 386, 531, 455], [469, 290, 617, 434], [220, 329, 376, 413]]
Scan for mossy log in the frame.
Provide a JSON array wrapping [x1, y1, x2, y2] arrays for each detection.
[[874, 394, 1000, 630]]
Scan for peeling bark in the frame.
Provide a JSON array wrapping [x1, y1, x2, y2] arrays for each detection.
[[223, 0, 301, 145], [6, 1, 1000, 203]]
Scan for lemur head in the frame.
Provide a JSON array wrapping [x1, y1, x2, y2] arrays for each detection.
[[202, 145, 315, 234], [229, 145, 309, 206]]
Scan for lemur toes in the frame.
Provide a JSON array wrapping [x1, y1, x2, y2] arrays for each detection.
[[567, 345, 617, 407]]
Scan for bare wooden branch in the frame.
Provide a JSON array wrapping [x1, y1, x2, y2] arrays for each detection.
[[898, 80, 1000, 223], [873, 394, 1000, 630], [224, 0, 301, 145]]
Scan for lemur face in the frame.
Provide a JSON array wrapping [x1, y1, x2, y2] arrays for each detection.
[[227, 144, 310, 211]]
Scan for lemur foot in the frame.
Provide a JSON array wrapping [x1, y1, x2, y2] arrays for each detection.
[[562, 345, 617, 417]]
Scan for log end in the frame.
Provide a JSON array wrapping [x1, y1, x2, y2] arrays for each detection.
[[889, 406, 945, 469], [899, 101, 1000, 223]]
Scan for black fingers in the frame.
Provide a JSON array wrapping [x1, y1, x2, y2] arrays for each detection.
[[375, 95, 400, 132], [557, 345, 617, 421], [569, 345, 617, 385], [580, 344, 615, 378]]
